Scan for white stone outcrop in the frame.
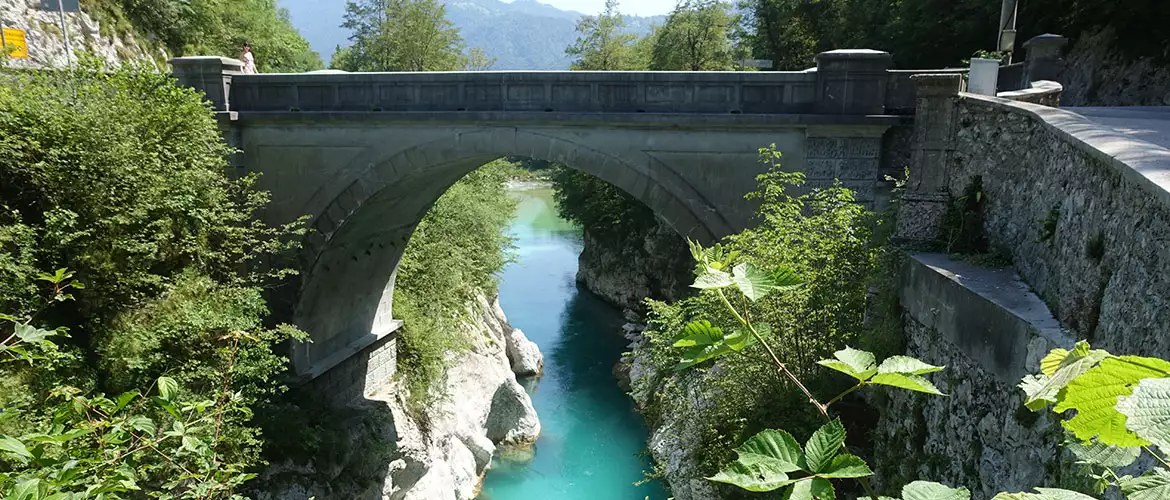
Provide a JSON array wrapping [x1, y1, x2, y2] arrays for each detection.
[[505, 328, 543, 377], [0, 0, 162, 70], [256, 292, 542, 500]]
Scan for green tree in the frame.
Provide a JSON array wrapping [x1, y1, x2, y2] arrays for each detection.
[[650, 0, 738, 71], [337, 0, 468, 71], [0, 65, 306, 496], [564, 0, 640, 70], [465, 47, 497, 71], [108, 0, 323, 72]]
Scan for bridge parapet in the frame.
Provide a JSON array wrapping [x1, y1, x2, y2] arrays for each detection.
[[171, 50, 902, 117]]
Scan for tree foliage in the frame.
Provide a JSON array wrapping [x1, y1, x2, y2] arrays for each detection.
[[548, 165, 657, 241], [564, 0, 640, 71], [628, 146, 888, 479], [85, 0, 322, 71], [650, 0, 737, 71], [0, 66, 305, 497], [392, 160, 518, 416], [335, 0, 489, 72], [739, 0, 1170, 70]]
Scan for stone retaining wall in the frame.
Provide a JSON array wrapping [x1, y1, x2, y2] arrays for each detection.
[[949, 96, 1170, 358]]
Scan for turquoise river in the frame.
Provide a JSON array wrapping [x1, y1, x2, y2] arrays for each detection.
[[477, 185, 669, 499]]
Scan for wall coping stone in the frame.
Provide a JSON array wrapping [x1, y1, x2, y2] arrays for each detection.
[[960, 92, 1170, 210], [228, 110, 909, 127], [995, 79, 1062, 101], [901, 253, 1072, 384]]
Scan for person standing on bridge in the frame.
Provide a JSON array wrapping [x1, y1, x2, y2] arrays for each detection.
[[240, 43, 257, 74]]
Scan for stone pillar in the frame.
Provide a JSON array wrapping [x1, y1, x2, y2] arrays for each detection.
[[815, 49, 893, 115], [1022, 34, 1068, 84], [896, 73, 963, 242], [169, 56, 243, 113]]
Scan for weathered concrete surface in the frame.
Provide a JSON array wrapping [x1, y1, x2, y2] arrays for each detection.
[[873, 253, 1073, 496], [899, 253, 1071, 384], [239, 120, 892, 380]]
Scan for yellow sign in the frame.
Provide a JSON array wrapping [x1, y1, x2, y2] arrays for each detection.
[[2, 28, 28, 59]]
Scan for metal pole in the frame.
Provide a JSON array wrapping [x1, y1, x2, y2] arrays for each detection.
[[57, 0, 72, 68], [999, 0, 1019, 63]]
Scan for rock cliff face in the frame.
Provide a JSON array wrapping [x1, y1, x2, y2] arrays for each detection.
[[1, 0, 162, 69], [259, 292, 542, 499], [1059, 27, 1170, 106], [622, 324, 725, 500], [575, 217, 693, 311]]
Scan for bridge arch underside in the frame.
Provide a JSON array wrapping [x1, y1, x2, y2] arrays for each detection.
[[243, 121, 864, 378]]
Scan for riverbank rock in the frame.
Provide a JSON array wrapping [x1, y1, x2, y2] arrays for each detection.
[[506, 328, 543, 377], [255, 292, 543, 500], [575, 218, 693, 311]]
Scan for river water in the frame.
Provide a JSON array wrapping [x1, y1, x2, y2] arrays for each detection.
[[477, 185, 668, 500]]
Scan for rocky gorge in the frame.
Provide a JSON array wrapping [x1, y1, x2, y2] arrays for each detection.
[[571, 217, 728, 499], [257, 292, 543, 500]]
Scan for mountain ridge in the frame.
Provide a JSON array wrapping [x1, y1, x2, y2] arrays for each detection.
[[278, 0, 664, 70]]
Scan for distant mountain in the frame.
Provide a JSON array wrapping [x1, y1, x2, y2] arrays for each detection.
[[278, 0, 665, 70]]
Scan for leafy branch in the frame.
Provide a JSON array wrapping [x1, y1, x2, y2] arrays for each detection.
[[672, 240, 1170, 499]]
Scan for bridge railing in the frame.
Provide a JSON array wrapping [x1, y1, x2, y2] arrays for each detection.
[[172, 49, 897, 117]]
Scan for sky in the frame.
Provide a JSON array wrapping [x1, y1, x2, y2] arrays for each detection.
[[505, 0, 677, 17]]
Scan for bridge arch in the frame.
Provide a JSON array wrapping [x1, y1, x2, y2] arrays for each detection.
[[288, 127, 723, 376]]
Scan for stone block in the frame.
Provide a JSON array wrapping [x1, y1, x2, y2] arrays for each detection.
[[806, 137, 844, 159]]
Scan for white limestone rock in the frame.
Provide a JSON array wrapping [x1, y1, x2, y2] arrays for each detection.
[[257, 293, 542, 500], [505, 328, 543, 377], [0, 0, 161, 70]]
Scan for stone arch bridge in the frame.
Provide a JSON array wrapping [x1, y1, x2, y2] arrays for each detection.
[[172, 51, 929, 400]]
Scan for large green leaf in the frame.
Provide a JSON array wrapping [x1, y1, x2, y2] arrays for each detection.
[[726, 327, 759, 351], [1055, 356, 1170, 447], [157, 376, 180, 402], [877, 356, 944, 375], [0, 434, 31, 461], [901, 481, 971, 500], [674, 343, 734, 371], [817, 347, 878, 381], [771, 266, 804, 290], [8, 478, 42, 500], [1020, 343, 1111, 411], [736, 429, 805, 472], [804, 419, 845, 473], [708, 461, 793, 492], [818, 454, 872, 478], [1040, 348, 1070, 377], [1116, 376, 1170, 451], [732, 262, 785, 301], [1064, 436, 1139, 468], [871, 373, 945, 395], [1120, 469, 1170, 500], [673, 321, 723, 347], [692, 269, 733, 290], [785, 477, 834, 500], [13, 323, 55, 343]]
